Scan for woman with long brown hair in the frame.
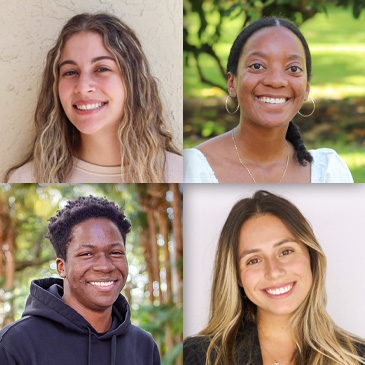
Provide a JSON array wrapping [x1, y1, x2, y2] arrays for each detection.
[[6, 13, 182, 183], [184, 190, 365, 364]]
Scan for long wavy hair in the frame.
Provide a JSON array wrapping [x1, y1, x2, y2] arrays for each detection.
[[199, 190, 365, 365], [227, 17, 313, 167], [5, 13, 180, 183]]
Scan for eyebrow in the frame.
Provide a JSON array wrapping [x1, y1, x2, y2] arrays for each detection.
[[247, 51, 304, 61], [59, 55, 116, 69], [238, 238, 298, 260]]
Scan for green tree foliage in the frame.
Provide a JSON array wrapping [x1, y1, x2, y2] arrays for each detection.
[[184, 0, 364, 90]]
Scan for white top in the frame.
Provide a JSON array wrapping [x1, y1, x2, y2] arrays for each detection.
[[8, 151, 183, 183], [183, 148, 354, 183]]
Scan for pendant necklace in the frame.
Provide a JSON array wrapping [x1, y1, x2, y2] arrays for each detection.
[[232, 128, 289, 183]]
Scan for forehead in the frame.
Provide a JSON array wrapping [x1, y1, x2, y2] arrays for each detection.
[[61, 31, 112, 60], [239, 214, 294, 249], [240, 26, 306, 63], [70, 218, 123, 243]]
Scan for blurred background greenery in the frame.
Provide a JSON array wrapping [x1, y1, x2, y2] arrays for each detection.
[[0, 183, 182, 365], [184, 0, 365, 181]]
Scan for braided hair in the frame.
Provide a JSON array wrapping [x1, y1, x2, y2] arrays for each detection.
[[227, 17, 313, 166]]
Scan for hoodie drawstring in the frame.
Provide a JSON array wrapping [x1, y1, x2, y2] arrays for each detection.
[[87, 327, 92, 365], [111, 335, 116, 365], [87, 328, 116, 365]]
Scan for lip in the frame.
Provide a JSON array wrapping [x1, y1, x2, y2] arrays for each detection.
[[262, 281, 296, 299]]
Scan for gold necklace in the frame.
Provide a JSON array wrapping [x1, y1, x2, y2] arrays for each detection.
[[232, 129, 289, 183]]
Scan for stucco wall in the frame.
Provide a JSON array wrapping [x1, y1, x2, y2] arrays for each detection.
[[0, 0, 182, 180]]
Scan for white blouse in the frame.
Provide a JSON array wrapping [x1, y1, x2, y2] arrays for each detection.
[[183, 148, 354, 183]]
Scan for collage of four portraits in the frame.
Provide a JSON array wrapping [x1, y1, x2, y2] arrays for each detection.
[[0, 1, 365, 364]]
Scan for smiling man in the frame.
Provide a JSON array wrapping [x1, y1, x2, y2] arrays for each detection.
[[0, 196, 160, 365]]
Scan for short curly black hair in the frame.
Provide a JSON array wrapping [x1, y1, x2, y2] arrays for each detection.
[[47, 196, 131, 261]]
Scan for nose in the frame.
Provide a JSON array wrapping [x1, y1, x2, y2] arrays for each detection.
[[262, 66, 288, 88], [264, 258, 285, 280], [74, 72, 96, 94], [92, 253, 115, 273]]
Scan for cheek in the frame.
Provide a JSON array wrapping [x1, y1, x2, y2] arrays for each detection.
[[240, 269, 259, 294], [58, 81, 72, 105]]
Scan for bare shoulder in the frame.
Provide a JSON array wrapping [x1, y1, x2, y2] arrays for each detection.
[[196, 131, 233, 162], [7, 161, 36, 183], [165, 151, 183, 183]]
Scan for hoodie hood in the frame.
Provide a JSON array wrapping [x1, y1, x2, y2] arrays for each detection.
[[22, 277, 131, 339]]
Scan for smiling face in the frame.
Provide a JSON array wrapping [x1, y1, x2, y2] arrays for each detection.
[[58, 31, 125, 136], [57, 218, 128, 314], [228, 26, 310, 129], [237, 214, 312, 320]]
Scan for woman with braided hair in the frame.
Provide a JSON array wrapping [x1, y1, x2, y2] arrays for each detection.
[[184, 17, 353, 183]]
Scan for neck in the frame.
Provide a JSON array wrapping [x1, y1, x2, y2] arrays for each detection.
[[76, 131, 121, 166], [235, 123, 289, 164], [63, 293, 113, 333], [257, 310, 297, 364], [257, 310, 293, 340]]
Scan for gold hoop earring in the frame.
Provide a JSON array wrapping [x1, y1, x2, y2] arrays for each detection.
[[297, 97, 315, 117], [226, 95, 239, 115]]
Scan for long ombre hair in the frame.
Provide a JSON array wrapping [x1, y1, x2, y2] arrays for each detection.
[[5, 13, 180, 183], [199, 190, 365, 365]]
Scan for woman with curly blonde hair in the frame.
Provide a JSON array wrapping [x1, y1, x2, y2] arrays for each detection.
[[184, 190, 365, 364], [6, 13, 182, 183]]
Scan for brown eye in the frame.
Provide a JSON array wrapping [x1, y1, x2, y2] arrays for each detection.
[[289, 66, 301, 73], [247, 258, 261, 265], [249, 63, 264, 70]]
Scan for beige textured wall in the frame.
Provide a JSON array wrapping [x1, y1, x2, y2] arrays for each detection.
[[0, 0, 182, 180]]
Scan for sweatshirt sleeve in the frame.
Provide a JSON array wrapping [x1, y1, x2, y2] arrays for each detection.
[[0, 343, 18, 365], [153, 341, 160, 365]]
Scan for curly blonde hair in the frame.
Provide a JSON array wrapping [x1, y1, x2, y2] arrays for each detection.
[[198, 190, 365, 365], [6, 13, 180, 182]]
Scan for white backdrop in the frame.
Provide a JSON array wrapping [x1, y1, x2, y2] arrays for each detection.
[[183, 183, 365, 339]]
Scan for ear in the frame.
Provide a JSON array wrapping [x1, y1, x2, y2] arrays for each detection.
[[227, 72, 237, 98], [56, 258, 66, 278]]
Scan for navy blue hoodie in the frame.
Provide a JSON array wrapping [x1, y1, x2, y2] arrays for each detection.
[[0, 278, 160, 365]]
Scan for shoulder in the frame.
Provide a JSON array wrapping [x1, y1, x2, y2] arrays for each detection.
[[183, 149, 218, 183], [309, 148, 353, 183], [7, 161, 36, 182], [164, 151, 183, 183], [126, 325, 160, 364], [354, 340, 365, 357], [0, 316, 33, 360], [183, 336, 211, 365], [127, 324, 156, 344]]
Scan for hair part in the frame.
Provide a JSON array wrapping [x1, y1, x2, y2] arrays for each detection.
[[227, 17, 313, 167], [6, 12, 180, 182], [197, 190, 365, 365], [47, 195, 131, 261]]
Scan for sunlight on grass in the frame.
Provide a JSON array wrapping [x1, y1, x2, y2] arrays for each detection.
[[310, 85, 365, 99]]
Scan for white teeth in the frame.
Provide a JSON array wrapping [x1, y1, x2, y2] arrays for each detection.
[[265, 283, 293, 295], [89, 281, 114, 287], [75, 102, 105, 111], [259, 97, 286, 104]]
